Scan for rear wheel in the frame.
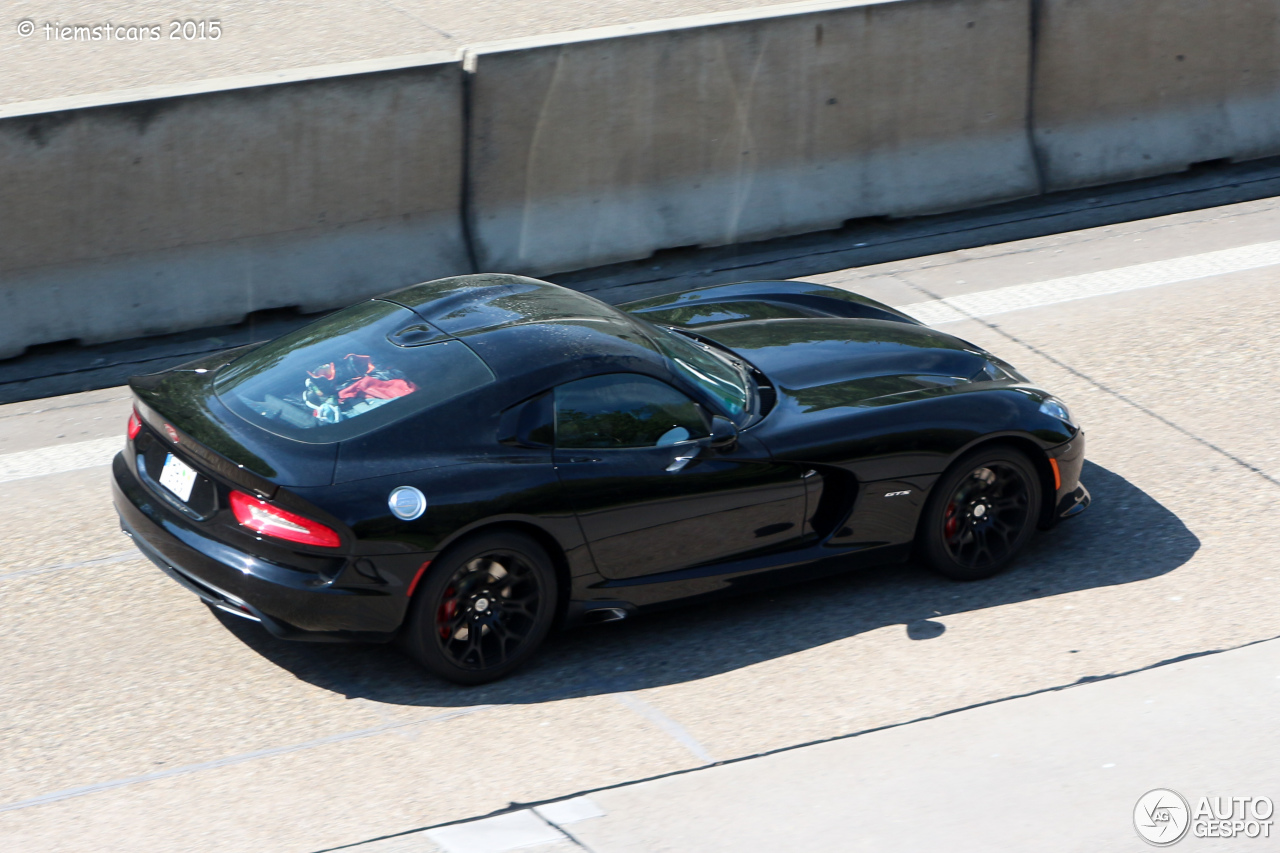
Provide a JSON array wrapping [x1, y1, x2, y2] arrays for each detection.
[[919, 445, 1041, 581], [403, 530, 557, 684]]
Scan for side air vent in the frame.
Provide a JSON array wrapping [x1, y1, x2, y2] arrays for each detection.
[[809, 466, 859, 539]]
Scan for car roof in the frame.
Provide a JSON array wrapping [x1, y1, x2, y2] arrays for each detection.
[[382, 274, 672, 389]]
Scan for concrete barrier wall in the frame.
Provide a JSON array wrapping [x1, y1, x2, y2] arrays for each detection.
[[466, 0, 1039, 276], [0, 56, 469, 358], [6, 0, 1280, 356], [1034, 0, 1280, 191]]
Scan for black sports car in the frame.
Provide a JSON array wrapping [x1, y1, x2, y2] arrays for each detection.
[[113, 274, 1088, 683]]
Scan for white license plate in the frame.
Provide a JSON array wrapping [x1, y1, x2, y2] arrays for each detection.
[[159, 453, 198, 502]]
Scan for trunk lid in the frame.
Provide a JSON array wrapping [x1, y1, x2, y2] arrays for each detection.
[[130, 352, 337, 490]]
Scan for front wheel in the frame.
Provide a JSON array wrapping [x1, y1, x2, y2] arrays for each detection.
[[402, 530, 557, 684], [918, 446, 1042, 581]]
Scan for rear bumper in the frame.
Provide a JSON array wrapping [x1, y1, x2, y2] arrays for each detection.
[[112, 452, 403, 642]]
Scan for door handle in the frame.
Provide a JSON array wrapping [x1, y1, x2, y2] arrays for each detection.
[[564, 456, 601, 464], [666, 452, 698, 473]]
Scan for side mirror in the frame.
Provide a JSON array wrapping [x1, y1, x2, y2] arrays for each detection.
[[708, 415, 738, 449]]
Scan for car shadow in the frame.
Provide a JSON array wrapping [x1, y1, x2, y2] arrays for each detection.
[[216, 460, 1198, 706]]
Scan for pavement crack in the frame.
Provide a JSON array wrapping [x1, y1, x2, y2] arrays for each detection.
[[371, 0, 454, 39], [532, 809, 597, 852], [0, 550, 140, 582]]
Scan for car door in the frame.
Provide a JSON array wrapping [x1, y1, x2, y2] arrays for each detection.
[[551, 373, 808, 580]]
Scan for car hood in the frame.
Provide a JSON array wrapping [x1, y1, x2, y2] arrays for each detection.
[[620, 279, 922, 328], [698, 318, 999, 412]]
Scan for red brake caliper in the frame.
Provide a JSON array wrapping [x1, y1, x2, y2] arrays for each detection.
[[437, 586, 457, 638], [944, 503, 959, 539]]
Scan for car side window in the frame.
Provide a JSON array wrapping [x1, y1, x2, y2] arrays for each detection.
[[555, 374, 709, 449]]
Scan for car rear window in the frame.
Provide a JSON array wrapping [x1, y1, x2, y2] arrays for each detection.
[[215, 300, 495, 443]]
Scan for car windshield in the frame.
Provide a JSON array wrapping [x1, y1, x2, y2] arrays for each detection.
[[215, 300, 495, 443], [647, 325, 756, 425]]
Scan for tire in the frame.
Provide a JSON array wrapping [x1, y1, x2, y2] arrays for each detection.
[[402, 530, 557, 685], [918, 445, 1042, 581]]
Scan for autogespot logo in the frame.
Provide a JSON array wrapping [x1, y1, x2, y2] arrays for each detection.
[[1134, 789, 1276, 844], [1135, 789, 1191, 846]]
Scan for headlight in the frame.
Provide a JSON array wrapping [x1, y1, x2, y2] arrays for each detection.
[[1039, 397, 1075, 426]]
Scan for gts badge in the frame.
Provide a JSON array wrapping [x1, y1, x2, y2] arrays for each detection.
[[884, 490, 912, 498]]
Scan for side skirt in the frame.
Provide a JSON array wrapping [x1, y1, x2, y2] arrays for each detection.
[[566, 541, 913, 617]]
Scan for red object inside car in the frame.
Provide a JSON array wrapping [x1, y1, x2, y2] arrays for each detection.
[[337, 376, 416, 401]]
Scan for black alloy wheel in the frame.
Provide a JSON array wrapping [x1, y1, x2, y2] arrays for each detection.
[[919, 445, 1042, 581], [403, 530, 557, 684]]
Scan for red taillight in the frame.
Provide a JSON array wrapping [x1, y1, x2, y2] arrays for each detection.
[[229, 490, 341, 548], [127, 408, 142, 441]]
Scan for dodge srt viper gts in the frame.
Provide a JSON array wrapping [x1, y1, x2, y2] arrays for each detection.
[[113, 274, 1088, 683]]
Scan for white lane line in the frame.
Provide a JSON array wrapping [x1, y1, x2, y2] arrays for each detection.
[[615, 693, 715, 764], [0, 436, 122, 484], [0, 551, 140, 582], [0, 705, 494, 814], [896, 239, 1280, 325], [426, 811, 567, 853]]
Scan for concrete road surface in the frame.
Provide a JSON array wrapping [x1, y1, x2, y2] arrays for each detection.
[[2, 196, 1280, 851], [351, 636, 1280, 853], [4, 0, 801, 106]]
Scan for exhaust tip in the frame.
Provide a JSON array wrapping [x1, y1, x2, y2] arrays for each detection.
[[215, 601, 261, 622], [584, 607, 628, 624]]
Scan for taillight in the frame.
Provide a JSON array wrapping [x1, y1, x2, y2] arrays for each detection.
[[127, 408, 142, 441], [229, 490, 341, 548]]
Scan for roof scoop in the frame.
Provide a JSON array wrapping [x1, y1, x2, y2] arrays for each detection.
[[387, 322, 449, 347]]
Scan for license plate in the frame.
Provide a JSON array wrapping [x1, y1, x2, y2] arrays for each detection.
[[159, 453, 198, 502]]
